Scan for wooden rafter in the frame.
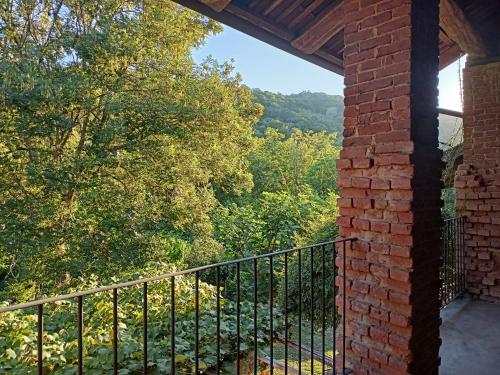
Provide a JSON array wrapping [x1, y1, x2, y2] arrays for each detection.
[[316, 49, 343, 67], [225, 4, 294, 41], [288, 0, 324, 29], [275, 0, 304, 23], [263, 0, 286, 16], [199, 0, 231, 12], [439, 43, 464, 70], [440, 0, 489, 57], [291, 0, 344, 54]]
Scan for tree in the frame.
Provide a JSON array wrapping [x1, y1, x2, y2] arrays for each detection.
[[250, 128, 339, 196], [0, 0, 261, 300]]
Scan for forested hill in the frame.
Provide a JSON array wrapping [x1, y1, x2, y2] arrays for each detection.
[[252, 89, 344, 136]]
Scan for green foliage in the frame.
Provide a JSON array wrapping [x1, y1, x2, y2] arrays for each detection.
[[252, 90, 344, 137], [442, 188, 456, 219], [0, 0, 261, 299], [250, 129, 339, 197], [0, 1, 344, 371], [0, 264, 283, 374]]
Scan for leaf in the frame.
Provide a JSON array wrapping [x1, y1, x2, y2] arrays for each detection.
[[5, 349, 16, 360], [175, 354, 186, 364]]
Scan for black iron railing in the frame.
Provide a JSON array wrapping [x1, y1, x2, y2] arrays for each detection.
[[440, 217, 466, 307], [0, 238, 354, 374]]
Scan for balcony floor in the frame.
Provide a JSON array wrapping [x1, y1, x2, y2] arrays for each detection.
[[440, 297, 500, 375]]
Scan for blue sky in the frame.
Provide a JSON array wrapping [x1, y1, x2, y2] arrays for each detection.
[[193, 26, 464, 111]]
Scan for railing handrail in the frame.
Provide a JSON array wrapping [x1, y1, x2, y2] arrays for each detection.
[[443, 216, 465, 222], [0, 237, 356, 313]]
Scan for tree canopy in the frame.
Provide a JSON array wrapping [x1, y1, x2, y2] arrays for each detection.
[[0, 1, 342, 305], [0, 0, 262, 299]]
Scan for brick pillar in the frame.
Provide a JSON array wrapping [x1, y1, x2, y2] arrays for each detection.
[[337, 1, 442, 374], [455, 60, 500, 302]]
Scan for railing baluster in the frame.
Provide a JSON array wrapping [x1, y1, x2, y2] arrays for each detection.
[[113, 288, 118, 375], [171, 277, 176, 375], [321, 245, 326, 375], [37, 304, 43, 375], [440, 218, 468, 307], [77, 295, 83, 375], [455, 219, 459, 296], [462, 217, 466, 292], [143, 282, 148, 374], [298, 248, 302, 375], [450, 220, 453, 298], [445, 222, 449, 304], [453, 220, 456, 297], [216, 266, 221, 375], [310, 246, 314, 374], [195, 272, 200, 374], [284, 252, 288, 375], [253, 258, 258, 375], [333, 242, 336, 370], [269, 255, 274, 375], [342, 240, 347, 374], [237, 262, 241, 375]]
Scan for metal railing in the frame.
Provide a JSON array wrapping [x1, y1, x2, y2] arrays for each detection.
[[0, 238, 354, 374], [440, 217, 466, 307]]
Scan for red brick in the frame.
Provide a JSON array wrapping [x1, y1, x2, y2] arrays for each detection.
[[352, 177, 371, 189], [352, 341, 369, 359], [389, 290, 410, 304], [370, 327, 388, 344], [353, 198, 373, 209], [370, 306, 389, 321], [369, 348, 389, 365], [371, 221, 390, 233], [391, 177, 412, 190], [353, 218, 370, 230], [371, 264, 389, 278], [390, 312, 409, 327], [353, 158, 373, 169], [372, 285, 389, 300], [371, 178, 390, 190], [389, 333, 409, 350]]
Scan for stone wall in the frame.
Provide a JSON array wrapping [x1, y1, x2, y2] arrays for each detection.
[[455, 60, 500, 302]]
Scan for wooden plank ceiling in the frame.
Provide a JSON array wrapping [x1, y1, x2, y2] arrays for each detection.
[[175, 0, 499, 75]]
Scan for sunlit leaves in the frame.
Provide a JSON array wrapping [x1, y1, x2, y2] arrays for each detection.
[[0, 0, 259, 299]]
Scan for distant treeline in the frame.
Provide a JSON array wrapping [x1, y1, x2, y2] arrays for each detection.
[[252, 90, 344, 137]]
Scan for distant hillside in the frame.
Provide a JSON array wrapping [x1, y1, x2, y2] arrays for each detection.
[[252, 89, 462, 147], [252, 89, 344, 136]]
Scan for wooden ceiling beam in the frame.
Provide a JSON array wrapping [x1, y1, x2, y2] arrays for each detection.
[[199, 0, 231, 12], [439, 43, 464, 70], [291, 0, 344, 54], [440, 0, 489, 57]]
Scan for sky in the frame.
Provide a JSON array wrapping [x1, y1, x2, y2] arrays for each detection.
[[193, 26, 464, 112]]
